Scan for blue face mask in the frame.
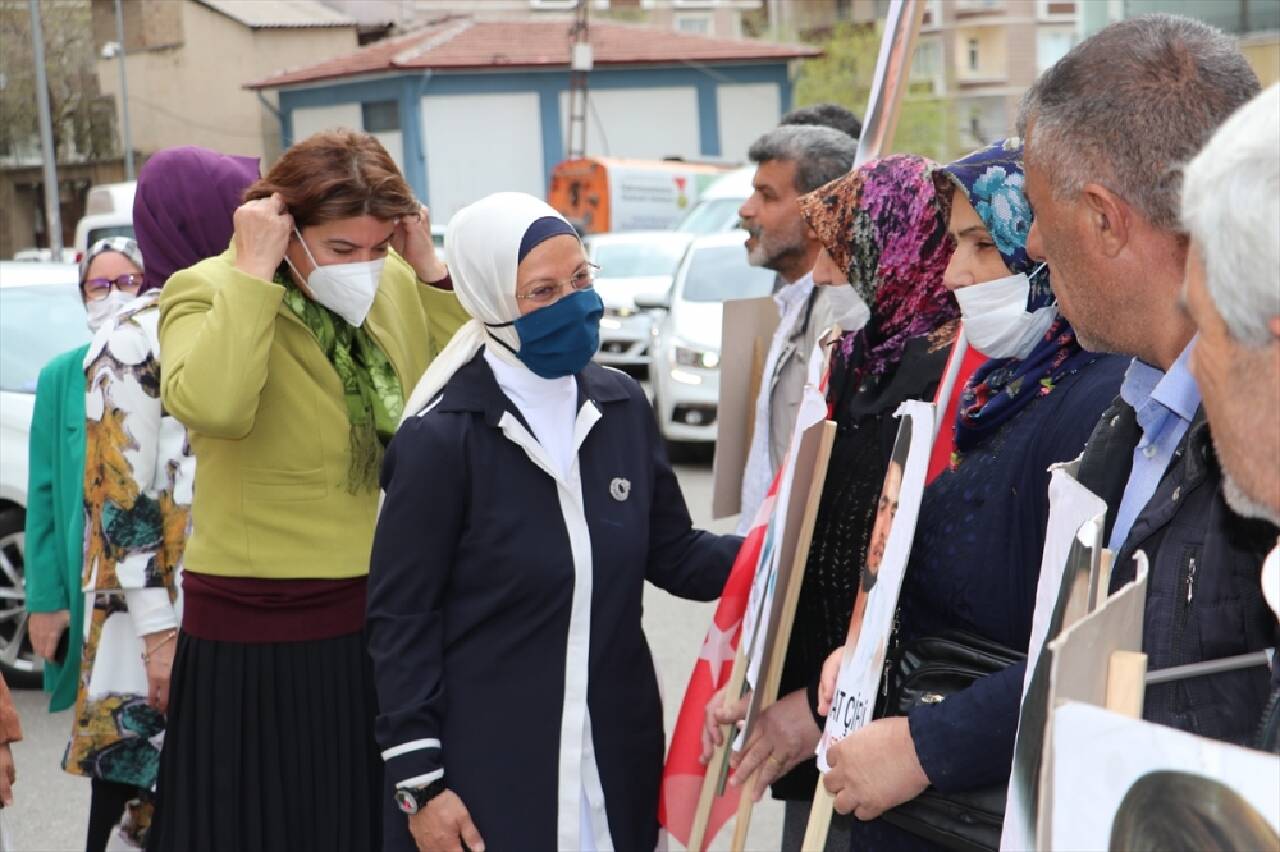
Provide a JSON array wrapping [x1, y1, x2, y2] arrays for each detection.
[[487, 288, 604, 379]]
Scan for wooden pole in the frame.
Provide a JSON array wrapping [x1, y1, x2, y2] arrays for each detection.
[[802, 783, 836, 851], [1104, 651, 1148, 719], [688, 643, 750, 852]]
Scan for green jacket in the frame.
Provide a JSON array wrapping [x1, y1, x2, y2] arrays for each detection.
[[24, 343, 89, 712], [159, 248, 469, 580]]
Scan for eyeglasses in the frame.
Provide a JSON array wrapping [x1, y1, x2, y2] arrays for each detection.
[[517, 263, 600, 304], [82, 274, 144, 302]]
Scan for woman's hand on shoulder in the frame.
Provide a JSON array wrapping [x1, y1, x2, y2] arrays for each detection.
[[408, 788, 485, 852], [233, 193, 293, 283], [394, 205, 448, 285]]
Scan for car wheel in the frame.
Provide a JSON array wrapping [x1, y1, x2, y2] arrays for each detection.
[[0, 507, 43, 688]]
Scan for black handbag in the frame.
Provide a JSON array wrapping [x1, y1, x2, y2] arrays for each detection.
[[873, 629, 1026, 852]]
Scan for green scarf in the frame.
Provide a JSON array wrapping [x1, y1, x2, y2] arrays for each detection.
[[279, 276, 404, 492]]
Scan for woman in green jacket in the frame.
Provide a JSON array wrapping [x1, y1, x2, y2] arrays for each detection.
[[148, 130, 469, 852], [25, 239, 146, 712]]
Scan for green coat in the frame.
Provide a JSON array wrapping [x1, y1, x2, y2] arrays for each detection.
[[24, 343, 89, 712]]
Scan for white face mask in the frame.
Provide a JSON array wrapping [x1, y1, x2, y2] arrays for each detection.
[[85, 289, 136, 333], [953, 266, 1056, 359], [822, 284, 871, 334], [287, 228, 384, 327]]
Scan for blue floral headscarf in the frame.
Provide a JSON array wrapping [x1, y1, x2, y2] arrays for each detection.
[[937, 139, 1101, 459]]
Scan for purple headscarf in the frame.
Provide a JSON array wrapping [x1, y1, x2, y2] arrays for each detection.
[[133, 146, 260, 292]]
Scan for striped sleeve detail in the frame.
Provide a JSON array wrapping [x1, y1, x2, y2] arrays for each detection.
[[381, 737, 441, 762]]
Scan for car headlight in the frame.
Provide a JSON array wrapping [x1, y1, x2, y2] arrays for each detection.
[[674, 345, 720, 369]]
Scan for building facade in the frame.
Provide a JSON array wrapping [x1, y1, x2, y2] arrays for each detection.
[[90, 0, 360, 164], [320, 0, 764, 40], [250, 17, 814, 223]]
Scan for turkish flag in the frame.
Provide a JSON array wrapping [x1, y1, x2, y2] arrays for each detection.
[[658, 480, 776, 849]]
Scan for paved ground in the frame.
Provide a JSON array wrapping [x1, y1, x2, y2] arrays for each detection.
[[2, 457, 784, 851]]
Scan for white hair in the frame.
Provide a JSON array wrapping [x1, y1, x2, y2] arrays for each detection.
[[1182, 83, 1280, 346]]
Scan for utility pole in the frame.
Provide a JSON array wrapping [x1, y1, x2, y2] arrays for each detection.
[[29, 0, 63, 255], [112, 0, 135, 180], [565, 1, 592, 160]]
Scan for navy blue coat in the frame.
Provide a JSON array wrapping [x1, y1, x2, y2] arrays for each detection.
[[367, 353, 738, 852]]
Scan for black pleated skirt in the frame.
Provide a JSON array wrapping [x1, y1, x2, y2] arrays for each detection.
[[146, 631, 383, 852]]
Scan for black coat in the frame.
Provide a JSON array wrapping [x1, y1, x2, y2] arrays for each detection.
[[367, 353, 739, 851], [1077, 399, 1279, 744]]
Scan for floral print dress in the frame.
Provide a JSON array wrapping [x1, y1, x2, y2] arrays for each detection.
[[64, 291, 191, 842]]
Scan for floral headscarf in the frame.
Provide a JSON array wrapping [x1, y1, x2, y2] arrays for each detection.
[[798, 154, 958, 384], [937, 139, 1100, 457]]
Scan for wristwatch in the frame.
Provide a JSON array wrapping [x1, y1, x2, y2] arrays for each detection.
[[395, 778, 446, 816]]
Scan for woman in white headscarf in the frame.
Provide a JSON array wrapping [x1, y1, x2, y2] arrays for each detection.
[[367, 193, 740, 852]]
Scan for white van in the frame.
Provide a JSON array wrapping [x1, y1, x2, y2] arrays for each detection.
[[73, 181, 136, 262]]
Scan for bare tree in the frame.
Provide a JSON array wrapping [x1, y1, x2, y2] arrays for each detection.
[[0, 0, 116, 160]]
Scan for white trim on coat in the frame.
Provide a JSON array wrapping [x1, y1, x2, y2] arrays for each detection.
[[496, 403, 615, 852], [381, 738, 442, 761]]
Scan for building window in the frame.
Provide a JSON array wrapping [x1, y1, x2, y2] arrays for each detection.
[[361, 101, 400, 133], [967, 37, 980, 71], [835, 0, 853, 19], [968, 108, 984, 142], [1036, 29, 1075, 72], [674, 13, 712, 34], [529, 0, 580, 10], [912, 39, 940, 80]]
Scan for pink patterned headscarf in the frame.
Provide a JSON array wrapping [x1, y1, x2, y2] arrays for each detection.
[[799, 154, 958, 382]]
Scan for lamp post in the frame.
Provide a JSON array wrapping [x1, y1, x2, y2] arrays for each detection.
[[28, 0, 63, 255], [107, 0, 135, 180]]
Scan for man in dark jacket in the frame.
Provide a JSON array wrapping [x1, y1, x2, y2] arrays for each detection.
[[1020, 14, 1277, 747], [1180, 83, 1280, 751]]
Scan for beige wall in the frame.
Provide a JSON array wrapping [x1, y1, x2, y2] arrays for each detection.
[[1242, 33, 1280, 87], [95, 1, 358, 163]]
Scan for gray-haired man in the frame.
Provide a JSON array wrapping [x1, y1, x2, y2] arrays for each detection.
[[1181, 83, 1280, 751], [1021, 14, 1275, 746], [717, 123, 860, 852]]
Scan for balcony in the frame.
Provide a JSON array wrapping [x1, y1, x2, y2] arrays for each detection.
[[954, 0, 1005, 18]]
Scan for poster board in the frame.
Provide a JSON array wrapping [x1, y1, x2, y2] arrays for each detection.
[[712, 296, 780, 520], [1051, 702, 1280, 851], [1000, 463, 1108, 851], [1037, 562, 1148, 848], [815, 399, 936, 770], [733, 342, 833, 749]]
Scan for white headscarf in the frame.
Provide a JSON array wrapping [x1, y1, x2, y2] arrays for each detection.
[[401, 192, 574, 422]]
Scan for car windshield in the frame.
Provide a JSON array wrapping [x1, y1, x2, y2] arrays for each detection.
[[676, 198, 744, 234], [680, 245, 777, 303], [86, 224, 135, 246], [592, 240, 686, 278], [0, 283, 91, 393]]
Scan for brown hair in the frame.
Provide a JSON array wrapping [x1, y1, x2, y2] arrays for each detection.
[[1108, 770, 1279, 852], [244, 129, 418, 227]]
